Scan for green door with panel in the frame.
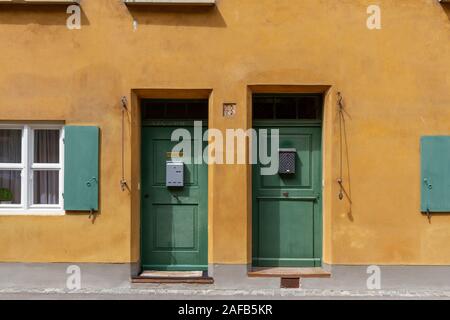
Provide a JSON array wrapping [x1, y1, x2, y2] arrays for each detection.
[[141, 124, 208, 271], [252, 124, 322, 267]]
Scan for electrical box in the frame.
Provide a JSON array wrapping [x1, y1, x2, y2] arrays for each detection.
[[166, 161, 184, 187], [279, 148, 296, 174]]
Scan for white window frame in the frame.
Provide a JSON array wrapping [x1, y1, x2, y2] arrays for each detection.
[[0, 124, 65, 216]]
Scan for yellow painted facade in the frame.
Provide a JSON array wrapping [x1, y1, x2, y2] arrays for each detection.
[[0, 0, 449, 266]]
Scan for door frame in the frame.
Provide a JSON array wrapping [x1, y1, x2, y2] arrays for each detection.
[[251, 96, 324, 268], [139, 120, 209, 272], [130, 89, 214, 278]]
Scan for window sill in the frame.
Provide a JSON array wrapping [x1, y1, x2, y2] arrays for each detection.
[[0, 209, 65, 216]]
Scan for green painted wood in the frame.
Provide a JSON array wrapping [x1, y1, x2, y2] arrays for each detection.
[[64, 126, 99, 211], [141, 124, 208, 271], [421, 136, 450, 213], [252, 125, 322, 267]]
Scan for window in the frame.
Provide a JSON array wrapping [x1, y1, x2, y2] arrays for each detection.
[[0, 124, 64, 215], [253, 94, 323, 120], [141, 99, 208, 121]]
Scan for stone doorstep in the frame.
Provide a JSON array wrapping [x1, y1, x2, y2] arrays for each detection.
[[131, 277, 214, 284], [131, 268, 329, 287], [248, 267, 331, 279], [132, 270, 214, 284], [248, 267, 331, 289]]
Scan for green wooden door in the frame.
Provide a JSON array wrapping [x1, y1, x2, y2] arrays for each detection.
[[252, 124, 322, 267], [141, 124, 208, 271]]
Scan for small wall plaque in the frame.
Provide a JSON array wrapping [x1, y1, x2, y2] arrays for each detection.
[[223, 103, 236, 117]]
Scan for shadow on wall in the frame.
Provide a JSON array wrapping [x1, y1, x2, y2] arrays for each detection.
[[0, 4, 89, 26], [127, 4, 226, 28], [443, 3, 450, 20]]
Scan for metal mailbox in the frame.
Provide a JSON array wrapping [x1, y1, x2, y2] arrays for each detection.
[[166, 161, 184, 187], [278, 148, 296, 174]]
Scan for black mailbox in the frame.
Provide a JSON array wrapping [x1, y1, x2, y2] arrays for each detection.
[[279, 148, 296, 174]]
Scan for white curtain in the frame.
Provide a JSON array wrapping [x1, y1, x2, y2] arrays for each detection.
[[34, 130, 59, 205], [34, 171, 59, 205], [0, 130, 22, 204]]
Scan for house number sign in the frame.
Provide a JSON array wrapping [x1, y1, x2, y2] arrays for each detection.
[[223, 103, 237, 118]]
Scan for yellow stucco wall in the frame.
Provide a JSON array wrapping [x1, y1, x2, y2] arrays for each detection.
[[0, 0, 449, 265]]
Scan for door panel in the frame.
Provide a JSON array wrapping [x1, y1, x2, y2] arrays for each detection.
[[253, 125, 322, 267], [153, 205, 197, 250], [258, 199, 315, 266], [141, 125, 207, 271]]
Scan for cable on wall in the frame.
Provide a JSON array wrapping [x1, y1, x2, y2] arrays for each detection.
[[120, 96, 129, 192], [337, 91, 352, 204], [338, 92, 344, 200]]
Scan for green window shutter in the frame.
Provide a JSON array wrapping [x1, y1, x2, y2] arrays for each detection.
[[421, 136, 450, 213], [64, 126, 99, 211]]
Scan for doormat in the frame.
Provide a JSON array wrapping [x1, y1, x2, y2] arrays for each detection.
[[140, 271, 204, 278]]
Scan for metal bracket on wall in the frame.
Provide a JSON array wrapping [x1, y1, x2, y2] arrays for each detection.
[[88, 209, 98, 224], [121, 96, 128, 110], [85, 176, 99, 223]]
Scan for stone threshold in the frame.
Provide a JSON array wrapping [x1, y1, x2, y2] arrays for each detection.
[[131, 270, 214, 284], [248, 267, 331, 279]]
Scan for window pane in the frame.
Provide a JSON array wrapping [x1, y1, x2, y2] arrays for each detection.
[[166, 101, 188, 119], [33, 171, 59, 205], [34, 130, 60, 163], [275, 97, 297, 119], [253, 97, 274, 119], [188, 101, 208, 120], [0, 170, 21, 204], [297, 97, 321, 120], [141, 100, 166, 119], [0, 129, 22, 163], [141, 99, 209, 120]]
